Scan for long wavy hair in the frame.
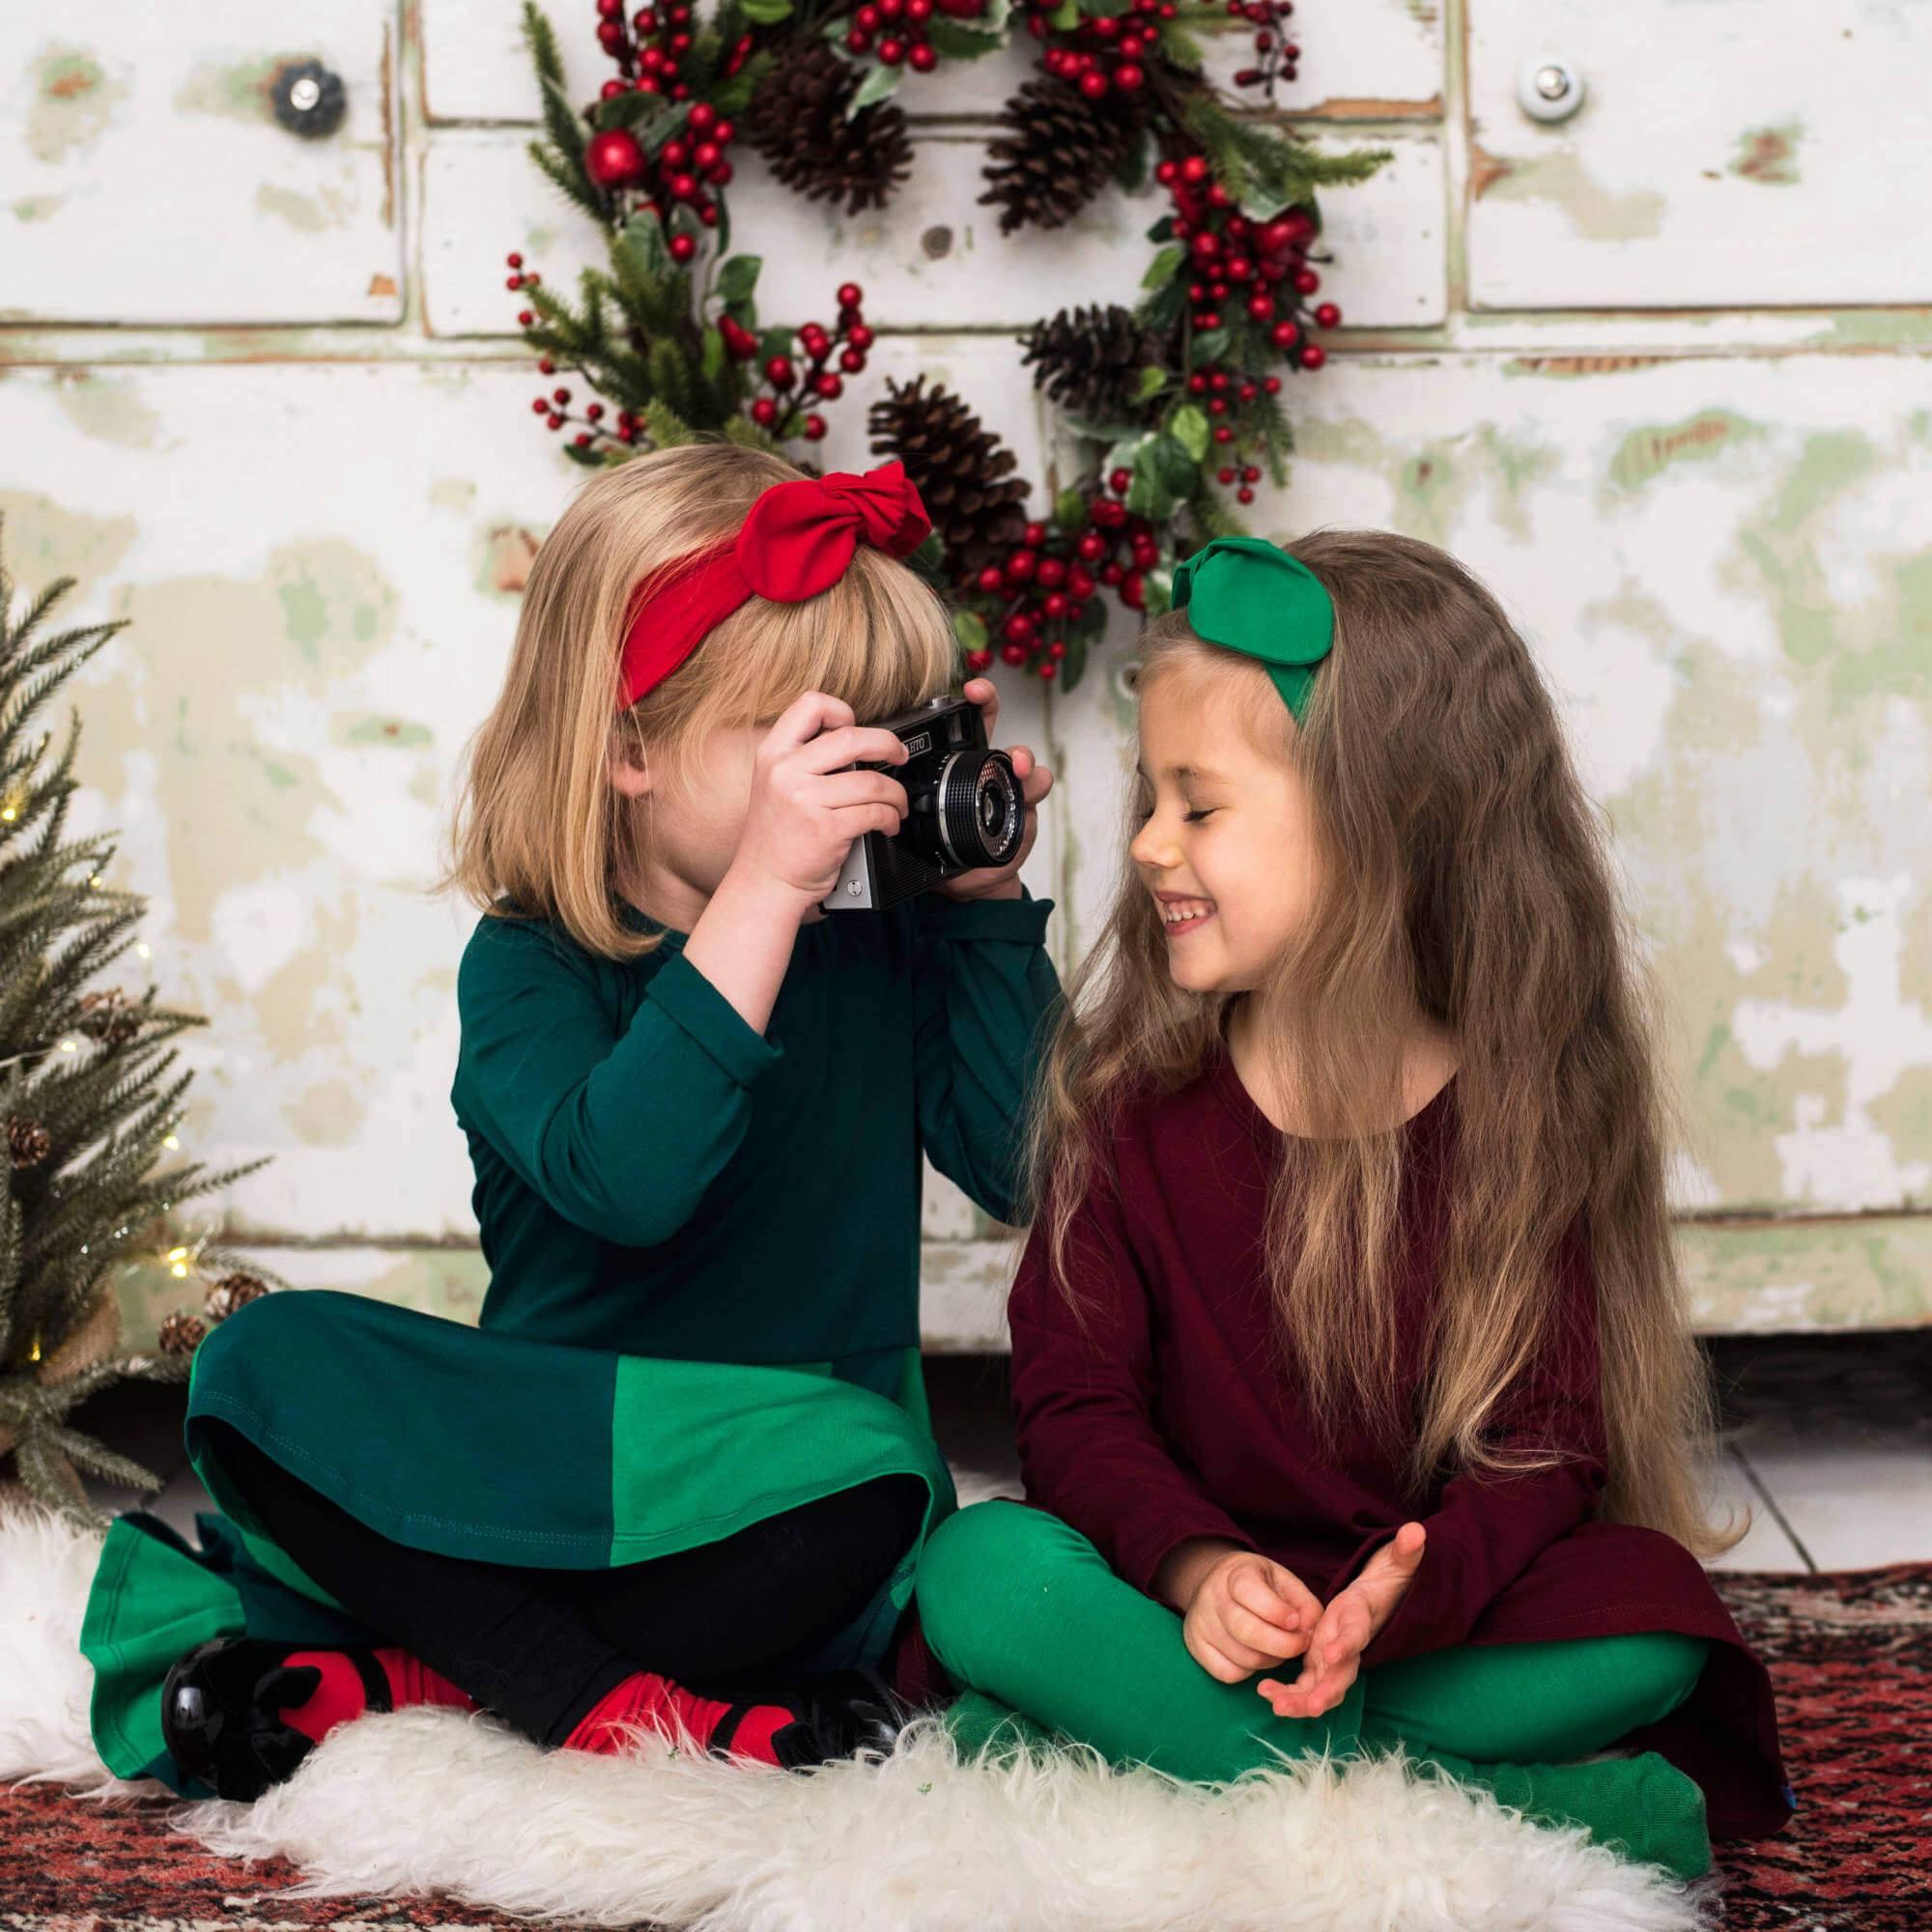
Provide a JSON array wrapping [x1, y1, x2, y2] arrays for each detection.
[[439, 439, 957, 959], [1023, 527, 1734, 1555]]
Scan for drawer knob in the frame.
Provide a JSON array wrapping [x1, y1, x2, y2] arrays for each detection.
[[272, 59, 347, 138], [1517, 54, 1585, 124]]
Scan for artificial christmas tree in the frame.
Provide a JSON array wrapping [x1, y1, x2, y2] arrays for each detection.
[[0, 524, 270, 1520]]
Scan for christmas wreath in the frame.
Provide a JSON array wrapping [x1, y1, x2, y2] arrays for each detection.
[[508, 0, 1387, 690]]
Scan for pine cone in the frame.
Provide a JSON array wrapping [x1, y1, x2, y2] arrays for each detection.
[[747, 42, 913, 217], [1020, 302, 1172, 422], [205, 1271, 270, 1324], [7, 1114, 51, 1170], [980, 77, 1148, 236], [79, 988, 141, 1047], [869, 375, 1031, 588], [158, 1310, 207, 1355]]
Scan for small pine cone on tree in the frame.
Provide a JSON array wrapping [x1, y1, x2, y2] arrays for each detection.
[[205, 1271, 270, 1324], [747, 42, 913, 216], [1020, 302, 1173, 422], [79, 988, 142, 1047], [980, 78, 1148, 236], [7, 1114, 52, 1170], [869, 376, 1032, 588], [158, 1310, 207, 1355]]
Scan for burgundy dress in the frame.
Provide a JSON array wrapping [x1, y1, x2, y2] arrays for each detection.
[[1007, 1050, 1791, 1839]]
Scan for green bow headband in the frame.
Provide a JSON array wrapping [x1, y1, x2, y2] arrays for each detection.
[[1167, 535, 1335, 724]]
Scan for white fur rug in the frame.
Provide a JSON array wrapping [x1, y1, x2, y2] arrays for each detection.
[[0, 1502, 1714, 1931]]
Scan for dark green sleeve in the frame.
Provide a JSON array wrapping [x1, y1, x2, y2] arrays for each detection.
[[909, 885, 1063, 1225], [454, 918, 782, 1247]]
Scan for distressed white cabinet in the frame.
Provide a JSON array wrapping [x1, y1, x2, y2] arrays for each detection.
[[1, 1, 401, 326], [1466, 0, 1932, 310], [4, 0, 1928, 1345]]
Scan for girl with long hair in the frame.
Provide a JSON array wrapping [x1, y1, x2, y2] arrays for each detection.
[[915, 531, 1789, 1880]]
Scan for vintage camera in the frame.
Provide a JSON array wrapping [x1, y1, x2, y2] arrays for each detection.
[[822, 693, 1025, 912]]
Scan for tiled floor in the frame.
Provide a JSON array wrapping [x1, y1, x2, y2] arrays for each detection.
[[80, 1332, 1932, 1573]]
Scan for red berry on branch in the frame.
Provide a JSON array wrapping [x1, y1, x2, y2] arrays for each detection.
[[1109, 467, 1132, 496], [1263, 374, 1282, 394], [597, 20, 626, 51], [1023, 521, 1047, 547], [909, 43, 937, 69], [538, 356, 555, 373], [1076, 531, 1106, 562], [668, 233, 696, 261], [506, 274, 524, 290], [518, 309, 534, 326], [978, 565, 1006, 593], [1293, 268, 1320, 296], [1079, 71, 1108, 98], [575, 432, 593, 447], [1314, 301, 1341, 328], [505, 251, 524, 268], [531, 398, 549, 413], [1270, 320, 1301, 349], [839, 348, 866, 373], [1115, 62, 1145, 90], [601, 79, 627, 99], [1037, 661, 1058, 681], [838, 282, 864, 308], [585, 128, 648, 187], [814, 372, 843, 398], [689, 100, 715, 129], [547, 412, 564, 430], [804, 414, 829, 440], [1180, 155, 1208, 185], [1048, 639, 1066, 659], [751, 396, 778, 425], [1237, 486, 1255, 503], [1216, 466, 1234, 483], [1121, 572, 1147, 611], [586, 402, 605, 419], [880, 36, 905, 61], [553, 386, 571, 403], [1298, 342, 1326, 369], [1001, 643, 1028, 666], [765, 355, 795, 387]]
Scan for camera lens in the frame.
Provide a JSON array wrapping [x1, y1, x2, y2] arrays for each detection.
[[935, 749, 1024, 870]]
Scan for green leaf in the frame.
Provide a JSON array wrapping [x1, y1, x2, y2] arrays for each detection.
[[739, 0, 793, 20], [1113, 131, 1151, 196], [1132, 364, 1167, 405], [1084, 0, 1131, 15], [716, 253, 762, 305], [925, 16, 1009, 58], [701, 327, 726, 384], [1149, 433, 1199, 494], [1141, 242, 1185, 291], [1143, 566, 1174, 618], [563, 440, 608, 468], [1048, 0, 1080, 26], [1058, 628, 1090, 693], [1070, 594, 1109, 640], [758, 325, 793, 364], [1167, 403, 1209, 462], [952, 610, 989, 653], [617, 209, 671, 281], [594, 90, 664, 131], [849, 61, 902, 115], [639, 100, 694, 156], [1054, 486, 1089, 533], [1191, 327, 1230, 362]]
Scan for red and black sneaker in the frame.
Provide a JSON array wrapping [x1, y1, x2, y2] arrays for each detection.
[[160, 1636, 393, 1800]]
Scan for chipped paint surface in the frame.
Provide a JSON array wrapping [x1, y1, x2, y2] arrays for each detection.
[[3, 0, 1928, 1349]]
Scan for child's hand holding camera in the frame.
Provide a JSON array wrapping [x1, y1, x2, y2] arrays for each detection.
[[733, 691, 914, 914], [935, 677, 1054, 904]]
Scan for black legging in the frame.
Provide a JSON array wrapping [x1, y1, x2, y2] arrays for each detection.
[[210, 1422, 926, 1747]]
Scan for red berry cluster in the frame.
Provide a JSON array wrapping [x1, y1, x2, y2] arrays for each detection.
[[1227, 0, 1299, 99], [960, 479, 1171, 682], [842, 0, 945, 73], [1024, 0, 1178, 98], [733, 282, 873, 445], [582, 99, 737, 264]]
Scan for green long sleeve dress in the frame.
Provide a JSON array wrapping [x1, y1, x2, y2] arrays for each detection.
[[81, 888, 1061, 1793]]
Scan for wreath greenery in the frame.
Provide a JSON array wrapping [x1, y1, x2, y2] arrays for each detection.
[[509, 0, 1387, 689]]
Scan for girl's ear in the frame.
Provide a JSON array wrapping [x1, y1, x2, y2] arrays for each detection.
[[609, 731, 653, 801]]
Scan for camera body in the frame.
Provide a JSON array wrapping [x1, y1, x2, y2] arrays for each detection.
[[822, 693, 1025, 912]]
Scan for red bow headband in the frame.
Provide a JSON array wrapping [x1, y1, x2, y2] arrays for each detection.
[[615, 459, 933, 709]]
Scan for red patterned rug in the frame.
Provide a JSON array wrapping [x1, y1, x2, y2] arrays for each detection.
[[1, 1566, 1925, 1929]]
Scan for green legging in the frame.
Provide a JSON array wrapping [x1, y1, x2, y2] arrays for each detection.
[[916, 1502, 1714, 1881]]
